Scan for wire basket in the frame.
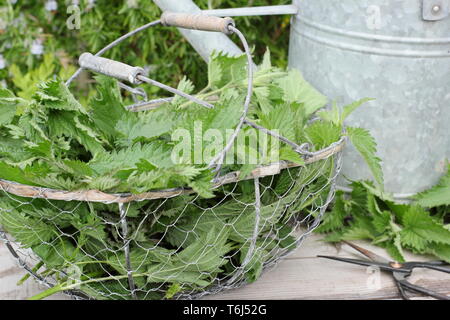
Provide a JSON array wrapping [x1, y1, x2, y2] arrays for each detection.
[[0, 13, 345, 300]]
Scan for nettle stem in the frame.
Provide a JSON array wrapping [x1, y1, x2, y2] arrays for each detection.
[[28, 273, 148, 300], [178, 83, 234, 109]]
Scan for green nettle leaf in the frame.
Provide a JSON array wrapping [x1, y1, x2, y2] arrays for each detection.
[[165, 283, 182, 299], [414, 164, 450, 208], [33, 175, 81, 190], [258, 103, 296, 142], [383, 235, 406, 262], [317, 175, 450, 265], [401, 206, 450, 245], [258, 47, 272, 73], [188, 171, 215, 199], [341, 226, 375, 241], [240, 245, 267, 283], [208, 52, 247, 89], [400, 228, 428, 252], [33, 239, 80, 267], [0, 162, 35, 185], [208, 51, 224, 88], [89, 76, 129, 139], [279, 147, 305, 165], [34, 79, 86, 113], [347, 127, 384, 189], [83, 175, 121, 191], [107, 246, 174, 275], [341, 98, 375, 124], [0, 88, 21, 126], [62, 160, 94, 177], [0, 205, 56, 248], [118, 117, 172, 142], [89, 141, 174, 175], [372, 211, 392, 234], [305, 121, 342, 150], [176, 227, 232, 273], [172, 76, 195, 107], [317, 102, 340, 126], [275, 69, 328, 117], [318, 98, 373, 128], [428, 243, 450, 263], [315, 191, 347, 233]]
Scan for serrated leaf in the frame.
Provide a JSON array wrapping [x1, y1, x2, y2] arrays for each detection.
[[34, 79, 86, 113], [0, 161, 35, 185], [177, 227, 231, 273], [341, 98, 374, 124], [89, 141, 174, 175], [258, 103, 296, 142], [188, 170, 215, 199], [62, 160, 94, 177], [0, 205, 56, 248], [305, 121, 342, 150], [372, 211, 392, 233], [208, 52, 247, 89], [259, 47, 272, 72], [208, 51, 223, 88], [414, 164, 450, 208], [33, 174, 81, 190], [275, 69, 328, 117], [383, 235, 405, 262], [107, 246, 174, 275], [0, 88, 20, 125], [172, 76, 195, 108], [317, 102, 340, 126], [116, 117, 172, 142], [33, 239, 79, 267], [316, 191, 348, 233], [427, 243, 450, 263], [83, 175, 121, 191], [90, 76, 129, 139], [402, 206, 450, 245], [165, 283, 182, 299], [347, 127, 384, 189], [400, 228, 428, 252], [341, 226, 375, 241], [279, 147, 305, 165]]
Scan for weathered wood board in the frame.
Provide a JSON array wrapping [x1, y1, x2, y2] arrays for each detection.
[[1, 234, 449, 300]]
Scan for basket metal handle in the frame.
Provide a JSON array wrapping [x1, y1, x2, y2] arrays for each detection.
[[161, 12, 235, 34], [79, 53, 145, 85], [78, 52, 214, 109]]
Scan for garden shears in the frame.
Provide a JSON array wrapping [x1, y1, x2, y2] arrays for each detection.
[[318, 241, 450, 300]]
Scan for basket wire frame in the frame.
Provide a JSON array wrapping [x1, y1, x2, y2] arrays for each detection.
[[0, 18, 344, 300]]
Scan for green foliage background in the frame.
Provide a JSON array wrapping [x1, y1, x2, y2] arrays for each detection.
[[0, 0, 291, 94]]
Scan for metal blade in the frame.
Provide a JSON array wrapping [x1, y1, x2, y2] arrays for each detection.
[[342, 240, 391, 263], [317, 255, 405, 273]]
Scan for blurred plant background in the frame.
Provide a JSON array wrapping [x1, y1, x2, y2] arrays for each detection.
[[0, 0, 291, 99]]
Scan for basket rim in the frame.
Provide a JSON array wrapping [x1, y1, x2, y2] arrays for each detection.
[[0, 137, 346, 204]]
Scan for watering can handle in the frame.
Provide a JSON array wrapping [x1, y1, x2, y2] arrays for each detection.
[[161, 12, 235, 35]]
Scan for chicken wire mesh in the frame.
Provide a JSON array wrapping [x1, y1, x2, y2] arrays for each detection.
[[0, 151, 343, 300], [0, 15, 345, 300]]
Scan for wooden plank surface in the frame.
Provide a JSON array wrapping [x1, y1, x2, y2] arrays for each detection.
[[1, 234, 449, 300]]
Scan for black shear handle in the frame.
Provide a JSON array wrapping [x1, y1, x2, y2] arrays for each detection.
[[413, 262, 450, 274], [397, 279, 450, 300]]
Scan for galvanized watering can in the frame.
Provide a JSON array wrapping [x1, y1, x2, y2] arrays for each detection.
[[154, 0, 450, 198]]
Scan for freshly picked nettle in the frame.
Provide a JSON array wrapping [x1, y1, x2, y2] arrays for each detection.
[[0, 51, 381, 300], [0, 50, 381, 195]]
